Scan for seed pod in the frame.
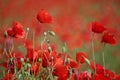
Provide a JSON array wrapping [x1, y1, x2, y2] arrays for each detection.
[[4, 31, 7, 38], [47, 39, 50, 44], [20, 58, 24, 62], [48, 46, 52, 53], [84, 58, 90, 65], [48, 31, 55, 36], [26, 27, 30, 31], [62, 46, 66, 53], [43, 32, 47, 36], [27, 63, 31, 68]]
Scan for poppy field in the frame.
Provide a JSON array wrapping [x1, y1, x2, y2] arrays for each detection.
[[0, 0, 120, 80]]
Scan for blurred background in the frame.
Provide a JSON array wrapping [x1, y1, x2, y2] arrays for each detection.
[[0, 0, 120, 77]]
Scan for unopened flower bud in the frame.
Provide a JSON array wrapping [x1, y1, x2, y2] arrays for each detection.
[[26, 27, 30, 31], [43, 32, 47, 36], [38, 58, 42, 62], [27, 63, 31, 68], [48, 31, 55, 36], [4, 31, 7, 38], [20, 58, 24, 62], [62, 46, 66, 53], [84, 58, 90, 65], [47, 39, 50, 44], [48, 46, 52, 53], [67, 58, 70, 64]]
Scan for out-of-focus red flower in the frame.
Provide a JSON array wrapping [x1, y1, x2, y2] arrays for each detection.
[[94, 74, 107, 80], [79, 71, 92, 80], [37, 9, 52, 23], [0, 52, 24, 71], [105, 69, 115, 79], [0, 62, 8, 68], [76, 52, 87, 63], [30, 63, 40, 76], [53, 57, 63, 68], [68, 58, 78, 68], [96, 64, 105, 74], [53, 65, 69, 80], [42, 51, 57, 67], [41, 51, 49, 67], [26, 48, 41, 62], [92, 22, 105, 33], [72, 73, 79, 80], [114, 74, 120, 80], [24, 40, 33, 49], [3, 73, 14, 80], [7, 21, 25, 38], [91, 64, 105, 74], [101, 32, 116, 46]]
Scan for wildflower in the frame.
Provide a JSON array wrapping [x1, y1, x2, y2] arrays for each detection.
[[68, 58, 78, 68], [101, 32, 116, 46], [79, 71, 92, 80], [3, 73, 14, 80], [53, 65, 69, 80], [37, 9, 52, 23], [105, 69, 115, 79], [76, 52, 88, 64], [26, 48, 41, 62], [30, 63, 40, 76], [7, 21, 25, 38], [92, 22, 105, 33], [42, 51, 57, 67]]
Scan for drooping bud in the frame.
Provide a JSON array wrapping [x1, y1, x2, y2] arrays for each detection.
[[84, 57, 90, 65], [48, 31, 55, 36], [26, 27, 30, 31], [27, 63, 31, 68], [43, 32, 47, 36], [47, 39, 50, 44], [20, 58, 24, 62], [48, 46, 52, 53], [62, 46, 66, 53], [4, 31, 7, 38]]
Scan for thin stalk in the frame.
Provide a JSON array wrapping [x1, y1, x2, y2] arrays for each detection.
[[11, 38, 14, 51], [91, 33, 96, 73], [25, 28, 29, 41], [102, 44, 106, 74], [41, 34, 47, 51], [33, 29, 35, 50]]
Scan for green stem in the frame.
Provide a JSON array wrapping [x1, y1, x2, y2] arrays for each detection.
[[91, 33, 96, 73], [33, 29, 35, 50], [102, 44, 106, 74]]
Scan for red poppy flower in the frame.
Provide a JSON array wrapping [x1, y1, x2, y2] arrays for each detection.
[[92, 22, 105, 33], [0, 55, 23, 72], [66, 58, 78, 68], [53, 65, 69, 80], [30, 63, 40, 76], [90, 63, 104, 74], [3, 73, 14, 80], [76, 52, 87, 63], [105, 69, 115, 79], [37, 9, 52, 23], [72, 73, 79, 80], [24, 40, 32, 49], [0, 62, 8, 68], [94, 74, 107, 80], [26, 48, 41, 62], [53, 57, 63, 68], [79, 71, 92, 80], [7, 21, 25, 38], [114, 74, 120, 80], [42, 51, 57, 67], [101, 32, 116, 46]]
